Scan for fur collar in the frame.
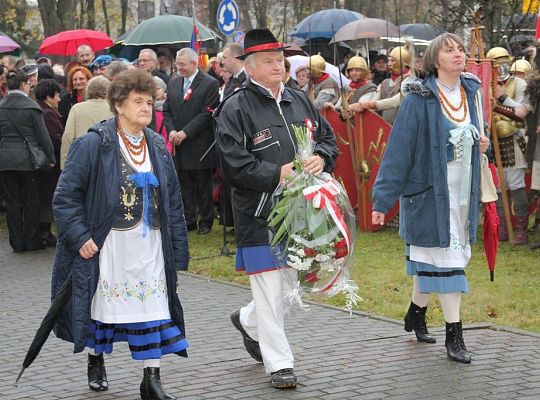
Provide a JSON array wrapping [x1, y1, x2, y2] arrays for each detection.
[[402, 72, 482, 97]]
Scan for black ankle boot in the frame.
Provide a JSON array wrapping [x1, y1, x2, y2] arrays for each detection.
[[404, 302, 436, 343], [140, 367, 176, 400], [87, 353, 108, 391], [445, 321, 471, 363]]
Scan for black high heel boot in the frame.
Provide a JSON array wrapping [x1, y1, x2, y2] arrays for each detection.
[[404, 302, 436, 343], [445, 321, 472, 363], [140, 367, 176, 400], [87, 353, 108, 391]]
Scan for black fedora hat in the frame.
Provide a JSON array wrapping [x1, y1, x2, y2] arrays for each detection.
[[237, 28, 288, 60]]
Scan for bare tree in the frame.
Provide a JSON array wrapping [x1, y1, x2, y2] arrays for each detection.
[[87, 0, 96, 30], [37, 0, 77, 37], [429, 0, 527, 49], [120, 0, 129, 34], [102, 0, 110, 36], [0, 0, 42, 54], [250, 0, 269, 28]]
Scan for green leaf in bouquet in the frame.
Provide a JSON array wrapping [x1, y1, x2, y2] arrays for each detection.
[[306, 205, 327, 233], [268, 206, 289, 227], [270, 211, 294, 245]]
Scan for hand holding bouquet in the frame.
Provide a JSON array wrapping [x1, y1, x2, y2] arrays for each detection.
[[268, 120, 360, 311]]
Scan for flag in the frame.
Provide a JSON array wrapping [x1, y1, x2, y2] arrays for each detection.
[[522, 0, 539, 14], [537, 11, 540, 39], [190, 23, 200, 52]]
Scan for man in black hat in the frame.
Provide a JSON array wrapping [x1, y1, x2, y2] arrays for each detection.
[[214, 28, 338, 389]]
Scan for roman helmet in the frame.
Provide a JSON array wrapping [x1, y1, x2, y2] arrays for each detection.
[[486, 47, 512, 81], [346, 56, 369, 80], [510, 59, 532, 78], [347, 56, 368, 71], [307, 54, 326, 79], [388, 46, 411, 74]]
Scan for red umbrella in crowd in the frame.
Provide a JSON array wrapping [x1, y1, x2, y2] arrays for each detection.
[[483, 163, 500, 282], [39, 29, 113, 56]]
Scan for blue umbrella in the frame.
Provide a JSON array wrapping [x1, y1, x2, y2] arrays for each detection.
[[290, 8, 365, 40]]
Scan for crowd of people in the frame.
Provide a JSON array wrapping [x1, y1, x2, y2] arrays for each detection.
[[0, 26, 539, 399]]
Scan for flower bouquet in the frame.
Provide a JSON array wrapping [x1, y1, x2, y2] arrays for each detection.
[[268, 121, 360, 312]]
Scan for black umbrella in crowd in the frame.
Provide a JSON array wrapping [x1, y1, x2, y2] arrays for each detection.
[[399, 23, 445, 41], [16, 272, 73, 383]]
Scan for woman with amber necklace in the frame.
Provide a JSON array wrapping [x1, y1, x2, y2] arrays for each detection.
[[51, 69, 189, 399], [372, 33, 490, 364]]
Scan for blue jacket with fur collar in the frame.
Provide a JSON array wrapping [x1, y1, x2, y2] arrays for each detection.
[[372, 73, 482, 248]]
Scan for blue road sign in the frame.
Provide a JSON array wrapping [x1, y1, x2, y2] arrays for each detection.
[[217, 0, 240, 36]]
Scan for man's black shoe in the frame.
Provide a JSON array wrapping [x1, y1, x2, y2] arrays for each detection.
[[271, 368, 297, 389], [198, 226, 211, 235], [230, 310, 263, 362], [186, 223, 197, 231]]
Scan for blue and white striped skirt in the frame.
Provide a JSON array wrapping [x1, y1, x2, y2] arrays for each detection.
[[86, 319, 189, 360], [405, 245, 469, 294]]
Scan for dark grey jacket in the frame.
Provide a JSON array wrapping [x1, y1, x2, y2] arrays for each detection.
[[214, 80, 338, 247], [0, 92, 56, 171], [163, 70, 220, 170]]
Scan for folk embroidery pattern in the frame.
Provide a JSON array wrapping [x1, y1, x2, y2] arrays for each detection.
[[97, 277, 167, 302]]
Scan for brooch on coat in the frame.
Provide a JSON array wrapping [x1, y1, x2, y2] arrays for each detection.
[[184, 88, 193, 101]]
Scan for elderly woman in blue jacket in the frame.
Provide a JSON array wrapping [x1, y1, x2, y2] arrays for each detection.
[[372, 33, 490, 364], [52, 69, 188, 399]]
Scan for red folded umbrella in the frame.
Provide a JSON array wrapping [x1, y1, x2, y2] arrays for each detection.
[[39, 29, 113, 56], [483, 162, 500, 282], [483, 202, 499, 281]]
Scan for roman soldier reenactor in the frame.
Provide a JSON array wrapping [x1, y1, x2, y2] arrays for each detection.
[[486, 46, 531, 244], [350, 46, 413, 124], [307, 53, 339, 110]]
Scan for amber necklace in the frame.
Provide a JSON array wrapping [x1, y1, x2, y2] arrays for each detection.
[[117, 122, 147, 166], [436, 84, 467, 123]]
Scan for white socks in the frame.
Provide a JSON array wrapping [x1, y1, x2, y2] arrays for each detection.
[[411, 276, 429, 308], [438, 292, 461, 323], [411, 276, 462, 322], [143, 359, 160, 368]]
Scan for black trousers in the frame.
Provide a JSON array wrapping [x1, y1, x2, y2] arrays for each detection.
[[177, 168, 214, 229], [0, 170, 42, 252]]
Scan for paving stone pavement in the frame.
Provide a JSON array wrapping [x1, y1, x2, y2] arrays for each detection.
[[1, 232, 539, 400]]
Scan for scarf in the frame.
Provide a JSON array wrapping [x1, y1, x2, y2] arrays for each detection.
[[349, 79, 368, 89], [312, 73, 330, 85], [390, 67, 410, 82]]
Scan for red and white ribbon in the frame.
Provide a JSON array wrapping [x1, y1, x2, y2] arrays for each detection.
[[302, 179, 351, 256], [304, 118, 314, 141]]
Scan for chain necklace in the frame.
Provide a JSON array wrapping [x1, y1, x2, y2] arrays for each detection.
[[117, 123, 147, 166], [437, 84, 468, 123]]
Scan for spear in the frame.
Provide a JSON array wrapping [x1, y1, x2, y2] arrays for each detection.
[[332, 26, 365, 227], [307, 23, 315, 102]]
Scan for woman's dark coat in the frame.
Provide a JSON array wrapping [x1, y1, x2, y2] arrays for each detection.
[[58, 91, 79, 126], [0, 93, 56, 171], [38, 100, 63, 170], [51, 118, 189, 355]]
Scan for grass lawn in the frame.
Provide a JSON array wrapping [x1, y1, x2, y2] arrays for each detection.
[[188, 223, 540, 333]]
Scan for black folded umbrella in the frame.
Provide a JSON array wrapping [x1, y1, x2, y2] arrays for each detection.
[[16, 271, 72, 383]]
